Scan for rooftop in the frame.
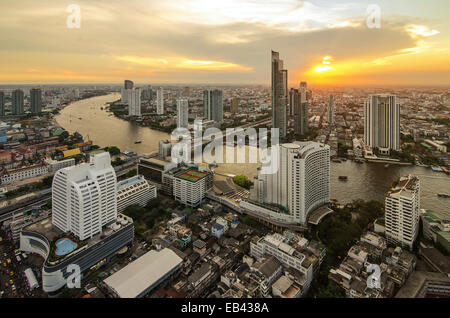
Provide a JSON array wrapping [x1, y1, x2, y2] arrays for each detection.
[[104, 248, 182, 298], [174, 167, 209, 182]]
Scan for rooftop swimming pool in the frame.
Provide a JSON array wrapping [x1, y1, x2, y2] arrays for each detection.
[[55, 238, 77, 256]]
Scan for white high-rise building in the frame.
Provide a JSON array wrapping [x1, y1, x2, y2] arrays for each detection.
[[156, 87, 164, 115], [127, 88, 141, 116], [385, 174, 420, 249], [52, 152, 118, 241], [271, 51, 287, 138], [246, 142, 330, 225], [177, 98, 189, 129], [364, 94, 400, 152]]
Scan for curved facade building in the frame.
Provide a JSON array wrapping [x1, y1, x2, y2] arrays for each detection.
[[20, 214, 134, 293], [247, 142, 330, 225]]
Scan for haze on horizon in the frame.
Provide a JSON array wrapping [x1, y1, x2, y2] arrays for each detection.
[[1, 0, 450, 86]]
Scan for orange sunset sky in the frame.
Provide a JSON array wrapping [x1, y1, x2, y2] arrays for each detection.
[[1, 0, 450, 86]]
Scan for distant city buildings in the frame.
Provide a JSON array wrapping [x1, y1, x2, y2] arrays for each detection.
[[364, 94, 400, 152], [30, 88, 42, 114], [141, 86, 152, 101], [203, 89, 223, 124], [12, 89, 24, 115], [0, 91, 4, 116], [157, 87, 164, 115], [385, 174, 420, 249], [271, 51, 287, 137], [177, 98, 189, 129], [243, 141, 330, 225], [127, 88, 141, 116], [52, 152, 118, 241]]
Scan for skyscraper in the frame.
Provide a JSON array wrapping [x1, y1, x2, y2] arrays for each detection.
[[127, 88, 141, 116], [271, 51, 287, 137], [30, 88, 42, 114], [328, 94, 334, 125], [156, 87, 164, 115], [0, 91, 4, 116], [385, 174, 420, 249], [177, 98, 189, 129], [203, 89, 223, 124], [12, 89, 24, 115], [290, 87, 308, 136], [52, 152, 118, 241], [248, 142, 330, 225], [141, 86, 152, 101], [364, 94, 400, 152], [124, 80, 134, 89], [231, 97, 239, 114]]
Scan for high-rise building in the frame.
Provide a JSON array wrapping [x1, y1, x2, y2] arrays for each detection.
[[182, 86, 190, 98], [30, 88, 42, 114], [124, 80, 134, 89], [177, 98, 189, 129], [156, 87, 164, 115], [12, 89, 24, 115], [0, 91, 5, 116], [290, 88, 308, 135], [231, 97, 239, 114], [385, 174, 420, 249], [52, 152, 118, 241], [328, 94, 334, 125], [364, 94, 400, 152], [159, 140, 172, 160], [141, 86, 152, 101], [246, 141, 330, 225], [203, 89, 223, 123], [271, 51, 287, 137], [127, 88, 141, 116]]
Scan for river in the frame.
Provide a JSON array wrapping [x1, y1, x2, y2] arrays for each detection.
[[55, 94, 450, 219]]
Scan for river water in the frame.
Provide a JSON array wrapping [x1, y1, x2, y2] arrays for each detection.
[[55, 94, 450, 219]]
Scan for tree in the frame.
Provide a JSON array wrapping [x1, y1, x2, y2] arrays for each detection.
[[105, 146, 121, 156], [233, 175, 253, 189]]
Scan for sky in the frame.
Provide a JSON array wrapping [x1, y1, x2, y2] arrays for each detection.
[[1, 0, 450, 86]]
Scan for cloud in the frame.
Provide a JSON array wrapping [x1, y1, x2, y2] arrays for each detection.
[[0, 0, 449, 85]]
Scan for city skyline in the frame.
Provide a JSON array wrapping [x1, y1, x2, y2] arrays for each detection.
[[1, 0, 450, 86]]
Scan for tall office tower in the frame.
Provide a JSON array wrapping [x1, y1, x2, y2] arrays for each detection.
[[328, 94, 334, 125], [156, 87, 164, 115], [52, 152, 118, 241], [290, 87, 308, 135], [271, 51, 287, 137], [124, 80, 134, 90], [249, 142, 330, 224], [385, 174, 420, 249], [203, 89, 223, 124], [177, 98, 189, 128], [364, 94, 400, 151], [127, 88, 141, 116], [231, 97, 239, 114], [30, 88, 42, 114], [182, 86, 190, 98], [12, 89, 24, 115], [0, 91, 4, 116], [141, 86, 152, 101]]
